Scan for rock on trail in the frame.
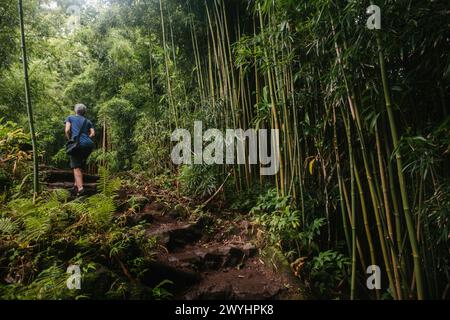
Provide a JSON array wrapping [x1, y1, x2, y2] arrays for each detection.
[[127, 200, 303, 300]]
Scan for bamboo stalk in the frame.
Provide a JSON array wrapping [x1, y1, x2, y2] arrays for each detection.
[[18, 0, 39, 196], [257, 2, 284, 195], [159, 0, 177, 127], [375, 31, 424, 300], [375, 125, 403, 298]]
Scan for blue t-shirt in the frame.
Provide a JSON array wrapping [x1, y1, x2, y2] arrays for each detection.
[[64, 115, 94, 148]]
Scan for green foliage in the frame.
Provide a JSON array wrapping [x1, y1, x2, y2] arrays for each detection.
[[68, 194, 115, 229], [0, 217, 18, 236], [51, 147, 69, 168], [227, 185, 260, 212], [152, 280, 174, 300], [0, 120, 31, 159], [6, 190, 68, 244], [297, 218, 326, 256], [421, 181, 450, 285], [251, 188, 290, 214], [251, 188, 327, 257], [307, 250, 350, 298], [0, 119, 32, 191], [178, 164, 219, 198], [63, 63, 98, 108], [65, 166, 121, 229], [0, 0, 18, 71], [88, 150, 119, 172], [251, 188, 347, 297], [0, 178, 159, 300], [99, 98, 137, 171], [251, 189, 299, 251], [0, 265, 76, 300], [132, 116, 172, 175], [97, 166, 122, 197]]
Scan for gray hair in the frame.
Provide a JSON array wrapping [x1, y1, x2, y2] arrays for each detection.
[[74, 103, 87, 115]]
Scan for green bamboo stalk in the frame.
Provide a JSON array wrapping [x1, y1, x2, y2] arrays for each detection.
[[375, 125, 403, 299], [340, 163, 368, 274], [257, 3, 284, 195], [349, 137, 357, 300], [18, 0, 39, 196], [385, 134, 408, 297], [375, 31, 424, 300], [158, 0, 177, 127]]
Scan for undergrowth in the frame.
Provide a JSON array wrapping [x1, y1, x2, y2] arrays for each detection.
[[251, 188, 350, 299], [0, 167, 169, 300]]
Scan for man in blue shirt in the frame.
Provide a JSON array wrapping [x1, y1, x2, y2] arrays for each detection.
[[64, 103, 95, 196]]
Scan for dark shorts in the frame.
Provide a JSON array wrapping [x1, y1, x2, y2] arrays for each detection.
[[69, 147, 93, 169]]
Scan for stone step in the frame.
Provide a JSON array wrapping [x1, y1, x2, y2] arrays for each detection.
[[146, 222, 202, 252], [161, 243, 257, 271], [45, 182, 97, 196], [45, 181, 97, 189], [182, 259, 286, 300], [140, 261, 200, 293], [41, 169, 99, 183]]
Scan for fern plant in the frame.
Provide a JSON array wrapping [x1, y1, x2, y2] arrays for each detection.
[[6, 191, 68, 244], [88, 194, 116, 227], [0, 168, 159, 300], [4, 265, 76, 300], [64, 167, 121, 229], [0, 217, 18, 235], [97, 166, 122, 197], [66, 194, 115, 229], [21, 215, 52, 243]]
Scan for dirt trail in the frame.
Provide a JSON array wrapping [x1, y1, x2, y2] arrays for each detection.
[[43, 168, 303, 300]]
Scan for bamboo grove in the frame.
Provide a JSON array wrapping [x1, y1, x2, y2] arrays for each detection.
[[155, 0, 449, 299], [1, 0, 448, 300]]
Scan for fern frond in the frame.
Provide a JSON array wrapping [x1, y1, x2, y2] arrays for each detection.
[[0, 217, 18, 235], [13, 265, 74, 300], [86, 194, 115, 227], [97, 166, 121, 196], [65, 200, 88, 216], [7, 198, 35, 218], [48, 189, 70, 203], [21, 215, 51, 242]]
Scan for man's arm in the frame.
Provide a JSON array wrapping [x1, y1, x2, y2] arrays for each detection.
[[89, 127, 95, 138], [65, 122, 71, 140]]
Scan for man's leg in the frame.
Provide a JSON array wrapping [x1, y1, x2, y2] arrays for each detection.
[[73, 168, 84, 191]]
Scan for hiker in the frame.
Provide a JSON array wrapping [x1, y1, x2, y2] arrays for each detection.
[[64, 103, 95, 196]]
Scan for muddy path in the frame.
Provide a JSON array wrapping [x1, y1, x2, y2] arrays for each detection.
[[43, 168, 305, 300]]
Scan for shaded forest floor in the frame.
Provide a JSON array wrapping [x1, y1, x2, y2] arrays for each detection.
[[44, 168, 305, 300]]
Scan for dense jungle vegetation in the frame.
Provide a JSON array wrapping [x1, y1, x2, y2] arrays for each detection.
[[0, 0, 449, 300]]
